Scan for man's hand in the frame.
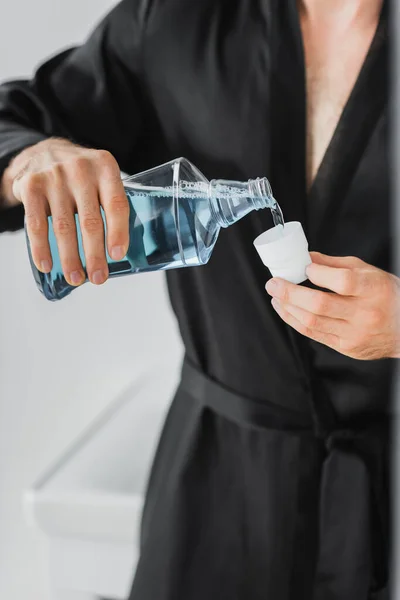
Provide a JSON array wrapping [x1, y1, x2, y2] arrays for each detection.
[[2, 138, 129, 287], [265, 252, 400, 360]]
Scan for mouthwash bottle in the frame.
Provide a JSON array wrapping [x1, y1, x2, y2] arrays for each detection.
[[26, 157, 283, 301]]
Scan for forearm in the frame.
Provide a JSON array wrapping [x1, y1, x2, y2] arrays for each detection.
[[0, 0, 147, 232]]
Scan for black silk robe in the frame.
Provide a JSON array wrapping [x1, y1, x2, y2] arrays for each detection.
[[0, 1, 394, 598]]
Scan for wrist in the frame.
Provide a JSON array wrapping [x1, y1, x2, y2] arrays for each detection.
[[1, 145, 39, 208], [0, 168, 20, 209]]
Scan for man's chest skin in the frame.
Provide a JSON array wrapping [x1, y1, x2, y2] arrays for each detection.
[[298, 6, 379, 190]]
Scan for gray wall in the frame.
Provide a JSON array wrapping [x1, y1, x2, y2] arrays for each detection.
[[0, 2, 182, 598]]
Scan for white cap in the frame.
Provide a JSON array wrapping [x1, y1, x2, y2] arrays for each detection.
[[253, 221, 312, 284]]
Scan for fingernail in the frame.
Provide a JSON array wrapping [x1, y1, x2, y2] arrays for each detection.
[[110, 245, 125, 261], [271, 298, 281, 310], [266, 279, 279, 295], [70, 270, 83, 285], [41, 260, 51, 273], [92, 269, 105, 285]]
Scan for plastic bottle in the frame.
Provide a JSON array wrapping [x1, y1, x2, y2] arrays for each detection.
[[26, 157, 282, 301]]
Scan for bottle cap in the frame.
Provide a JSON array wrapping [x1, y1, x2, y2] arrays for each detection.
[[253, 221, 312, 284]]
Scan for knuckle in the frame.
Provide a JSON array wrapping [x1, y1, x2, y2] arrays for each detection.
[[96, 150, 120, 179], [280, 286, 290, 304], [304, 312, 318, 329], [311, 291, 328, 314], [81, 215, 103, 234], [53, 216, 74, 237], [75, 156, 91, 170], [71, 157, 91, 179], [108, 194, 129, 214], [26, 213, 46, 236], [306, 313, 321, 331], [49, 163, 63, 181], [22, 173, 43, 196], [338, 269, 354, 295], [96, 149, 115, 168], [347, 256, 361, 267]]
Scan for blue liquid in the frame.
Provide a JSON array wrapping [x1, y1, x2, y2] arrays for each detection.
[[27, 186, 220, 301], [27, 177, 284, 301]]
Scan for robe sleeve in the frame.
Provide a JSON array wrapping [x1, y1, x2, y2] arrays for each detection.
[[0, 0, 148, 233]]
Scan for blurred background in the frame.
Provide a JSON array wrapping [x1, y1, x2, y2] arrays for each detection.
[[0, 2, 182, 598]]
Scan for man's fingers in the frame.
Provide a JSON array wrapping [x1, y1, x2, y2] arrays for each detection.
[[99, 178, 130, 261], [306, 263, 358, 295], [74, 188, 109, 286], [308, 253, 367, 295], [272, 299, 349, 337], [306, 261, 379, 297], [93, 150, 129, 261], [13, 144, 129, 288], [17, 173, 52, 273], [309, 252, 363, 268], [24, 196, 52, 274], [265, 277, 354, 319], [271, 298, 341, 350], [48, 185, 85, 287]]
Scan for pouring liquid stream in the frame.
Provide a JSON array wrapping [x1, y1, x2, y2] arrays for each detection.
[[270, 197, 285, 232]]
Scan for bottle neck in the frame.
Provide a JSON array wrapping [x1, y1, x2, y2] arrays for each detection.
[[209, 177, 275, 228]]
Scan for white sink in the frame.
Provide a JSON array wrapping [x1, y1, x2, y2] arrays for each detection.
[[24, 363, 179, 600]]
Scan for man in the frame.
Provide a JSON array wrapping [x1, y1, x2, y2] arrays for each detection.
[[0, 0, 398, 598]]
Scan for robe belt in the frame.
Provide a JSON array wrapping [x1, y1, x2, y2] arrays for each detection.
[[179, 357, 390, 592], [319, 425, 389, 592], [307, 376, 390, 592]]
